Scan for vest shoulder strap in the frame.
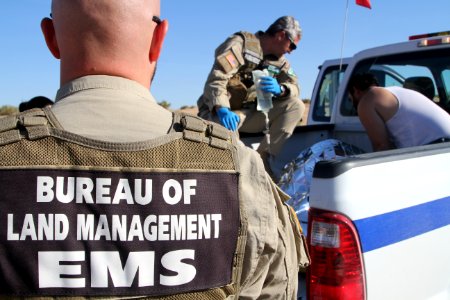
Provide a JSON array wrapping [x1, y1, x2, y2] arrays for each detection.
[[235, 31, 262, 65], [174, 113, 235, 150], [0, 108, 51, 146]]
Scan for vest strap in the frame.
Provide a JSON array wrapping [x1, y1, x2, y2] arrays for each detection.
[[183, 130, 204, 143], [178, 114, 233, 149], [26, 125, 52, 140], [209, 137, 229, 150], [181, 115, 208, 132], [0, 115, 22, 145], [236, 31, 263, 63], [0, 115, 18, 133], [208, 123, 230, 141], [20, 114, 48, 127], [0, 129, 21, 146]]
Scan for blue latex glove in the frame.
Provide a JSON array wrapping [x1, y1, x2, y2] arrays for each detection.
[[259, 76, 282, 96], [216, 107, 240, 131]]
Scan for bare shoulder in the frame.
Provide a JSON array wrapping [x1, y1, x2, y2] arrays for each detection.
[[362, 86, 388, 102], [371, 87, 399, 120], [359, 87, 397, 119]]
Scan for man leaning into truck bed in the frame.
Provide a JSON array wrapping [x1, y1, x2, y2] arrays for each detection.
[[348, 72, 450, 151]]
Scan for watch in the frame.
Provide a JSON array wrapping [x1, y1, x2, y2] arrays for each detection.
[[280, 84, 286, 96]]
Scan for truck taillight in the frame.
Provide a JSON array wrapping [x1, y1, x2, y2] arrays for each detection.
[[307, 208, 366, 300]]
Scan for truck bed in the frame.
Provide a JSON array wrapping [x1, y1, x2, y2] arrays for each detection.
[[309, 142, 450, 299]]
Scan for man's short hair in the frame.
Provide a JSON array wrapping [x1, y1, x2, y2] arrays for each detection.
[[265, 16, 302, 40], [348, 72, 380, 92], [19, 96, 54, 112]]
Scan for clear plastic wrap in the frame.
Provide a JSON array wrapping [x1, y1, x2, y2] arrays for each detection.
[[252, 69, 273, 113], [278, 139, 365, 232]]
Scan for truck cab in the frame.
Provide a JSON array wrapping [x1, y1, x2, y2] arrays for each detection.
[[263, 31, 450, 180], [309, 31, 450, 151], [241, 31, 450, 299], [302, 31, 450, 300]]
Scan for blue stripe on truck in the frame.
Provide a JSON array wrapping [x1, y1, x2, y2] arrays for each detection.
[[354, 196, 450, 253]]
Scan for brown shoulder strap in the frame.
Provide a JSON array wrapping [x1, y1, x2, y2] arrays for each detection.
[[235, 31, 262, 65], [0, 109, 51, 146], [173, 113, 235, 150]]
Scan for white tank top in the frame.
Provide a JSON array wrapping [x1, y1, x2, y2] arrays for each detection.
[[385, 86, 450, 148]]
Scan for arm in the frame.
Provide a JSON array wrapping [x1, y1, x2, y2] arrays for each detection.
[[202, 35, 245, 111], [358, 95, 394, 151], [276, 59, 300, 99]]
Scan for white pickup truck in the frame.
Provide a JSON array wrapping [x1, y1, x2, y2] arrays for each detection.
[[243, 31, 450, 299]]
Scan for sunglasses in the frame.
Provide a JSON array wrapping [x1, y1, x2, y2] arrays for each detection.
[[286, 33, 297, 51], [152, 16, 161, 25]]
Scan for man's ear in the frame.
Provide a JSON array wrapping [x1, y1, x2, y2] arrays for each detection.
[[276, 30, 286, 41], [41, 17, 60, 59], [149, 19, 168, 62]]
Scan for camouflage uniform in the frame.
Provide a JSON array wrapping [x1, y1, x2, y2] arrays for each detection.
[[197, 31, 305, 158]]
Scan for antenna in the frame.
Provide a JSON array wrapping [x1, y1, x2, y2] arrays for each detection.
[[339, 0, 350, 71]]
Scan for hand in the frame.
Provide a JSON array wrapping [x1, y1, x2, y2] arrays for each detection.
[[259, 76, 282, 96], [216, 107, 240, 131]]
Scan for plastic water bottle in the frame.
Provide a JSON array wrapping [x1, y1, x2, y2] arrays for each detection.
[[253, 70, 273, 168], [252, 69, 273, 113]]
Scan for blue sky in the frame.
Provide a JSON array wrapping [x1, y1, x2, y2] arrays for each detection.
[[1, 1, 450, 109]]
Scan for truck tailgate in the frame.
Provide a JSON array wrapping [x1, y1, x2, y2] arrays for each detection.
[[309, 143, 450, 299]]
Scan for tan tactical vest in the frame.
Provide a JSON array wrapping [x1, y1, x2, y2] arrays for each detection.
[[228, 31, 287, 109], [0, 108, 247, 300]]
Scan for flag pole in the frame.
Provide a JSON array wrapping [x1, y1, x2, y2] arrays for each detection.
[[339, 0, 350, 71]]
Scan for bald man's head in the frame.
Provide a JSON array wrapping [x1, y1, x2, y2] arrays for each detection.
[[42, 0, 166, 88]]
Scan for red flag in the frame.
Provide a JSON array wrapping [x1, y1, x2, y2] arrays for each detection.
[[356, 0, 371, 9]]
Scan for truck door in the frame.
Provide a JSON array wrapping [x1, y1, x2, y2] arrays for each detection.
[[308, 59, 349, 125]]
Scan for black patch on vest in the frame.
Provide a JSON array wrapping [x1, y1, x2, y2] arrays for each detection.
[[0, 169, 239, 297]]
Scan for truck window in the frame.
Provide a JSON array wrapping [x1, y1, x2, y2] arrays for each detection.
[[312, 65, 346, 122], [341, 48, 450, 116], [442, 70, 450, 107]]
